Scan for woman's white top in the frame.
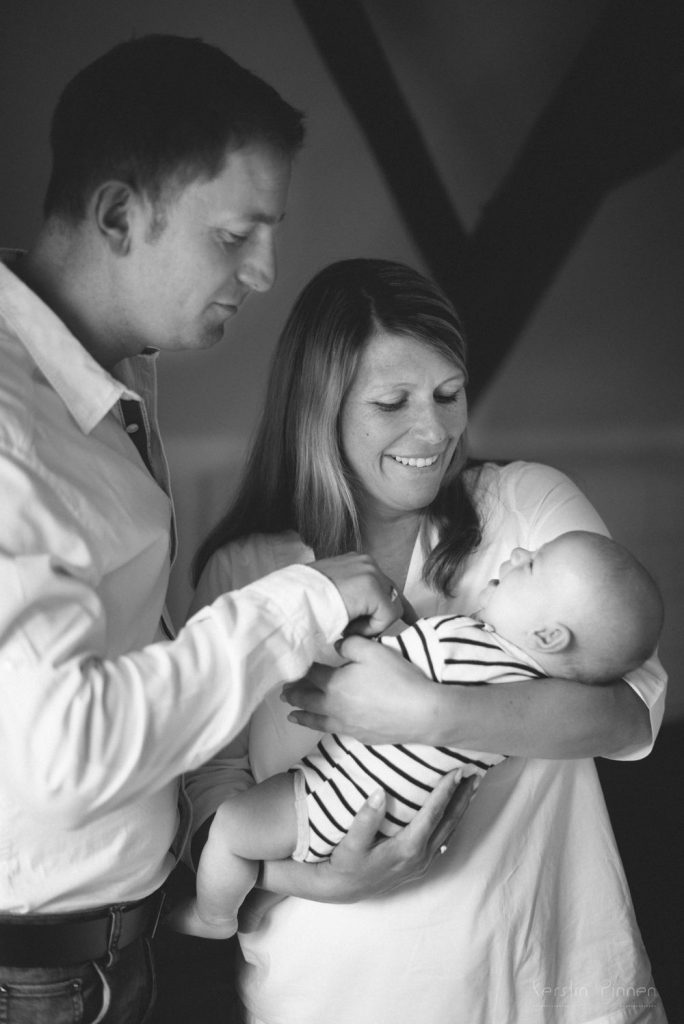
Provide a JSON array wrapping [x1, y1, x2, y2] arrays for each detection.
[[187, 461, 667, 1024]]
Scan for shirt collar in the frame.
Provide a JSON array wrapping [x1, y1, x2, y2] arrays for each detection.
[[481, 623, 546, 674], [0, 251, 156, 435]]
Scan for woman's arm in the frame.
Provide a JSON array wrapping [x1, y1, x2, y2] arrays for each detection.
[[282, 634, 657, 759], [282, 462, 657, 761]]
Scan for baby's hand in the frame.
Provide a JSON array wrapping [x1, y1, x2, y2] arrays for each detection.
[[163, 895, 238, 940]]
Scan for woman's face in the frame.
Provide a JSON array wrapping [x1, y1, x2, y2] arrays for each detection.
[[340, 331, 467, 522]]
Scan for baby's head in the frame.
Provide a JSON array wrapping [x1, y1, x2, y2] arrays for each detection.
[[476, 531, 663, 684]]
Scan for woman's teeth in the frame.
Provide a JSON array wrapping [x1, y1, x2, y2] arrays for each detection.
[[391, 454, 439, 468]]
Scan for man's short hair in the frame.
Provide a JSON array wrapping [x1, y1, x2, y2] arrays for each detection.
[[43, 33, 305, 221]]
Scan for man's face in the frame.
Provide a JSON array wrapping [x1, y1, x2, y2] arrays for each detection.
[[117, 140, 292, 357]]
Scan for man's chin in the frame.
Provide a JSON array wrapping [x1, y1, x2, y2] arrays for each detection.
[[192, 324, 228, 350]]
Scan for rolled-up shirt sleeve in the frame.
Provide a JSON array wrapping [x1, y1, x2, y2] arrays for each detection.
[[1, 554, 347, 827], [182, 535, 320, 850]]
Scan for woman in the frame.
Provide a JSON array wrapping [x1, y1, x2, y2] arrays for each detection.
[[186, 259, 666, 1024]]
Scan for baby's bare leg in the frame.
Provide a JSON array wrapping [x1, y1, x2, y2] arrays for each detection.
[[168, 772, 298, 938]]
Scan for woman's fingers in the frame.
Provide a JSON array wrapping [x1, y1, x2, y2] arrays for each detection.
[[310, 773, 478, 902], [286, 709, 328, 731], [281, 667, 329, 731], [282, 637, 441, 743], [390, 772, 467, 870], [422, 774, 478, 857], [331, 789, 387, 863]]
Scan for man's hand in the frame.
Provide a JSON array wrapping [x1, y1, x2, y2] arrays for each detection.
[[282, 634, 444, 745], [311, 553, 416, 637]]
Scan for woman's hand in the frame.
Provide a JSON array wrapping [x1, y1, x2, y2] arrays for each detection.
[[261, 772, 477, 903], [282, 635, 442, 744], [283, 634, 654, 758]]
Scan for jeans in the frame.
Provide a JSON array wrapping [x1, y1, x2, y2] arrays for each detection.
[[0, 935, 156, 1024], [149, 926, 241, 1024]]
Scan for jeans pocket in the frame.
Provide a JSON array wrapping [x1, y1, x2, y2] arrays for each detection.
[[0, 976, 83, 1024]]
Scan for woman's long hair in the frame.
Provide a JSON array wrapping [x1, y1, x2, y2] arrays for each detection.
[[193, 259, 481, 594]]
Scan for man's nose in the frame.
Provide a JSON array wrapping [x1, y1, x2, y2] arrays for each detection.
[[237, 233, 276, 293]]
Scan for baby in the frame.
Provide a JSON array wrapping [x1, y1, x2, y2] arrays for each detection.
[[171, 530, 663, 937]]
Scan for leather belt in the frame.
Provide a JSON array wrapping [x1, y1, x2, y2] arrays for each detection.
[[0, 888, 166, 967]]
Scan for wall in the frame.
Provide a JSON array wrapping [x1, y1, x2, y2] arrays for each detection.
[[1, 0, 682, 720]]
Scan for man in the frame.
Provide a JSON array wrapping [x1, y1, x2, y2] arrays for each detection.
[[0, 35, 464, 1022]]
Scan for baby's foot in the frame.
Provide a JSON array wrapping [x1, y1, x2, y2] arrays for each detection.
[[165, 897, 238, 939]]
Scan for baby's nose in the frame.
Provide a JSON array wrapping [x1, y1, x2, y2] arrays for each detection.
[[510, 547, 531, 566]]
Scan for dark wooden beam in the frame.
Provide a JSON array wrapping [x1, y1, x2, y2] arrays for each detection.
[[294, 0, 684, 401], [456, 0, 684, 397], [292, 0, 468, 300]]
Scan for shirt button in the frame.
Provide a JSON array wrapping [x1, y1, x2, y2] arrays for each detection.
[[126, 423, 140, 434]]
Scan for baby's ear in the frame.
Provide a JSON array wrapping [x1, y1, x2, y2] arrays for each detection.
[[531, 623, 572, 654]]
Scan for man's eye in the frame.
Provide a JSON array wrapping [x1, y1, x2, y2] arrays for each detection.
[[221, 232, 248, 247]]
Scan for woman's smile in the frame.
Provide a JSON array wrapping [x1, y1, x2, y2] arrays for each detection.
[[388, 453, 441, 468]]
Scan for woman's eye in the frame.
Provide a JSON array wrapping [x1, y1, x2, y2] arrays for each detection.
[[375, 399, 406, 412], [435, 390, 461, 404]]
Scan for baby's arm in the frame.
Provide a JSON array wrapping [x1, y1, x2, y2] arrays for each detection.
[[168, 772, 298, 938]]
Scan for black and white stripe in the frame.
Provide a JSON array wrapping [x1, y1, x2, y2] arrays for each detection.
[[293, 615, 544, 862]]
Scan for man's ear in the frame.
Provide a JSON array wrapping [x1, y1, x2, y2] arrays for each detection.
[[92, 181, 137, 254], [530, 623, 572, 654]]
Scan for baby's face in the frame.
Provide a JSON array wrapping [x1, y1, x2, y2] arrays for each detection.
[[476, 534, 589, 640]]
